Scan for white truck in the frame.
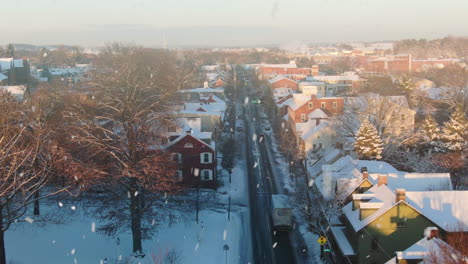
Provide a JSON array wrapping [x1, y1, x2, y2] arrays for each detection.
[[271, 194, 293, 231]]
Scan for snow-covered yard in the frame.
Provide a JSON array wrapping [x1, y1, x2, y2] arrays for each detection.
[[7, 207, 242, 264]]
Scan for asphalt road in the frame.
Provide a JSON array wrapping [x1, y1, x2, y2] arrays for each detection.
[[240, 98, 296, 264]]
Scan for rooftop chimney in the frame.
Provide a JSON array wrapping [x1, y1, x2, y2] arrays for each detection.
[[378, 175, 388, 186], [360, 167, 368, 173], [186, 129, 192, 135], [362, 171, 369, 180], [395, 189, 406, 203], [424, 227, 439, 240]]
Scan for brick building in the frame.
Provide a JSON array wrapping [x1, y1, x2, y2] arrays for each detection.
[[165, 131, 216, 189], [268, 76, 299, 90]]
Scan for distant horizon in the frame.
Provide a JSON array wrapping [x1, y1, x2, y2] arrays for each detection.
[[2, 29, 466, 50], [1, 0, 467, 48]]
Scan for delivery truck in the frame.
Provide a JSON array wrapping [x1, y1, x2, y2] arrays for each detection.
[[271, 194, 293, 231]]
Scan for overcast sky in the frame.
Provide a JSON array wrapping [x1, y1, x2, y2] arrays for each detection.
[[1, 0, 467, 47]]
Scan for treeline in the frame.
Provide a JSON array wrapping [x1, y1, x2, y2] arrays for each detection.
[[393, 36, 468, 59]]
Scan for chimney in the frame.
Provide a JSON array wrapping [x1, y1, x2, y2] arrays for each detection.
[[395, 189, 406, 203], [203, 81, 209, 88], [360, 167, 368, 173], [186, 129, 192, 135], [424, 227, 439, 240], [362, 171, 369, 180], [378, 175, 388, 186]]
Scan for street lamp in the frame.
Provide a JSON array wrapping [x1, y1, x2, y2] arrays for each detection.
[[223, 244, 229, 264]]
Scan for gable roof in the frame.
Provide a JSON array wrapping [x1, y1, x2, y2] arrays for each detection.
[[394, 236, 466, 262], [165, 132, 213, 150], [268, 75, 297, 85], [406, 191, 468, 231], [314, 155, 400, 200], [308, 108, 329, 119], [178, 87, 224, 94]]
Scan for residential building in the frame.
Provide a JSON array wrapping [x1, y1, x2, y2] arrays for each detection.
[[165, 130, 216, 188], [332, 186, 468, 264]]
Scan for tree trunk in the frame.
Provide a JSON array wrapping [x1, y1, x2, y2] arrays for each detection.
[[130, 190, 143, 255], [33, 190, 40, 216], [0, 208, 6, 264]]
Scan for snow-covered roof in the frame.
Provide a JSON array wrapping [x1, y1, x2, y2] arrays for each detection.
[[178, 110, 223, 118], [406, 191, 468, 231], [268, 75, 296, 84], [165, 132, 214, 150], [295, 122, 312, 133], [330, 226, 356, 256], [391, 233, 467, 263], [288, 94, 311, 111], [299, 81, 325, 86], [0, 73, 7, 81], [178, 87, 224, 94], [13, 59, 24, 68], [344, 185, 468, 232], [343, 185, 396, 231], [201, 94, 225, 104], [0, 58, 13, 71], [301, 122, 330, 141], [314, 155, 399, 200], [206, 72, 219, 81], [202, 65, 220, 71], [306, 74, 360, 82], [0, 86, 26, 100], [184, 102, 225, 113], [368, 173, 453, 192], [308, 108, 329, 119]]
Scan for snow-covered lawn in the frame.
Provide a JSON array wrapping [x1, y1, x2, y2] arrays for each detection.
[[7, 131, 250, 264], [7, 207, 241, 264]]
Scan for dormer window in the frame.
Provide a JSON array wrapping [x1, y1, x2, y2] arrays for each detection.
[[308, 102, 313, 109]]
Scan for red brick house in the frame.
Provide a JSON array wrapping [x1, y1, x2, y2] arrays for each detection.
[[165, 131, 216, 188], [287, 94, 344, 133], [268, 76, 299, 90]]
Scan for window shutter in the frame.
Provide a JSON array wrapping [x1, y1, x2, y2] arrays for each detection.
[[208, 153, 213, 163], [177, 153, 182, 164], [200, 153, 204, 164]]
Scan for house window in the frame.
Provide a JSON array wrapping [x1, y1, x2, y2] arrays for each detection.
[[313, 144, 316, 150], [371, 237, 379, 251], [201, 170, 213, 181], [301, 113, 307, 122], [200, 152, 212, 164], [176, 170, 183, 182], [332, 101, 337, 108], [396, 221, 406, 228], [186, 94, 191, 100], [308, 102, 313, 109], [172, 153, 182, 164], [321, 102, 326, 109], [319, 143, 323, 149], [184, 143, 193, 148]]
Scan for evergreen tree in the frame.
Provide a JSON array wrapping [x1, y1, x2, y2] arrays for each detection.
[[441, 105, 467, 152], [354, 119, 384, 160], [420, 115, 443, 152], [396, 74, 415, 95]]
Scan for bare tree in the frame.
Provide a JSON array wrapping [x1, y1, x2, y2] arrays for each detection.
[[0, 93, 77, 264], [62, 44, 180, 256]]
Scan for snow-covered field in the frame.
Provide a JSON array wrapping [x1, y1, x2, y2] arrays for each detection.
[[6, 141, 250, 264], [7, 207, 242, 264]]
